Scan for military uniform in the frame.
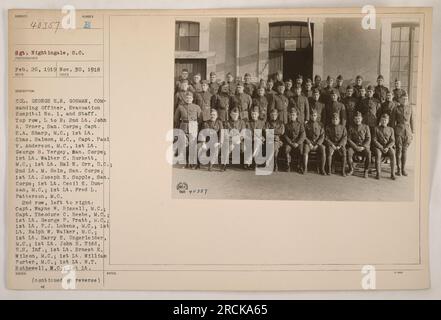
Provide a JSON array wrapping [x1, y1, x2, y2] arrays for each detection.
[[302, 88, 313, 99], [303, 120, 326, 174], [252, 96, 269, 122], [358, 96, 381, 133], [190, 82, 203, 94], [174, 102, 202, 166], [373, 125, 396, 179], [289, 94, 310, 123], [270, 93, 289, 124], [393, 88, 407, 102], [308, 98, 326, 125], [247, 118, 266, 167], [347, 123, 371, 174], [212, 93, 231, 122], [232, 92, 252, 121], [265, 119, 285, 171], [209, 81, 220, 95], [334, 85, 346, 101], [283, 120, 306, 172], [320, 85, 335, 104], [325, 123, 348, 176], [195, 91, 214, 122], [284, 88, 294, 100], [174, 90, 190, 110], [244, 82, 256, 97], [391, 103, 414, 175], [378, 100, 397, 121], [266, 88, 277, 105], [353, 84, 363, 99], [374, 85, 389, 103], [342, 95, 358, 129], [325, 101, 346, 127], [224, 81, 237, 96], [200, 119, 224, 169]]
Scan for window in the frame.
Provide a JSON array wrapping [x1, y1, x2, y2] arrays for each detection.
[[175, 21, 200, 51], [390, 24, 419, 105], [269, 22, 312, 51]]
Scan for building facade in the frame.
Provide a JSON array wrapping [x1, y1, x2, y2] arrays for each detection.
[[175, 17, 421, 105]]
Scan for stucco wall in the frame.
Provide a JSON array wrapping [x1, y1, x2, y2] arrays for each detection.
[[323, 18, 381, 85]]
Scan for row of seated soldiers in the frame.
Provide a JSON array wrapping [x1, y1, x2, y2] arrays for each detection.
[[174, 88, 414, 179]]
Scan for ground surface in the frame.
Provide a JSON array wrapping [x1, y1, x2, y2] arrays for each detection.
[[172, 163, 415, 201]]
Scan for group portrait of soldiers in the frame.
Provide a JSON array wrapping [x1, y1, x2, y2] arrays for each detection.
[[173, 68, 415, 180]]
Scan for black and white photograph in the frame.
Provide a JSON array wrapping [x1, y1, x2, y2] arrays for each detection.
[[172, 16, 421, 201]]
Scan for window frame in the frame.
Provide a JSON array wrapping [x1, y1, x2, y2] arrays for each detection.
[[175, 21, 200, 52]]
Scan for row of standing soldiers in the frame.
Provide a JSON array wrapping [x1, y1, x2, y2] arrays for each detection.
[[174, 71, 414, 178]]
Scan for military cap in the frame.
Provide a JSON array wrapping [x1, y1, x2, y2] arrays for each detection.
[[236, 81, 244, 87], [305, 78, 312, 84], [314, 75, 322, 80], [257, 85, 266, 90], [194, 73, 201, 77], [346, 84, 354, 90], [312, 88, 320, 94], [182, 69, 189, 73], [377, 74, 384, 80], [276, 70, 283, 75], [310, 109, 318, 115], [327, 76, 334, 81], [296, 74, 303, 80], [244, 73, 251, 77], [366, 85, 374, 91], [289, 108, 298, 114], [226, 72, 233, 76], [267, 78, 274, 83], [270, 108, 278, 114], [209, 71, 216, 76], [230, 107, 239, 114], [275, 81, 285, 87], [201, 80, 209, 85], [285, 79, 293, 83], [381, 113, 390, 119], [331, 89, 338, 95], [336, 75, 343, 80], [184, 91, 193, 97], [356, 75, 363, 80], [354, 111, 363, 118]]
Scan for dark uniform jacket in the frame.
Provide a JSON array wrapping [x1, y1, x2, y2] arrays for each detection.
[[325, 124, 347, 147], [304, 121, 325, 146], [335, 85, 346, 100], [325, 101, 346, 127], [247, 119, 266, 140], [378, 100, 397, 120], [374, 85, 389, 103], [212, 93, 231, 122], [174, 90, 190, 110], [174, 103, 202, 133], [392, 88, 407, 102], [358, 97, 381, 128], [289, 94, 310, 123], [190, 82, 203, 94], [342, 96, 358, 128], [223, 81, 237, 96], [284, 89, 294, 100], [209, 81, 220, 95], [231, 93, 252, 121], [308, 98, 326, 125], [270, 93, 289, 124], [244, 82, 256, 97], [195, 91, 214, 122], [302, 88, 313, 99], [353, 84, 363, 99], [348, 124, 371, 149], [390, 104, 414, 137], [202, 119, 223, 140], [265, 119, 285, 143], [252, 96, 269, 122], [320, 86, 335, 104], [284, 120, 305, 147], [373, 125, 395, 149]]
